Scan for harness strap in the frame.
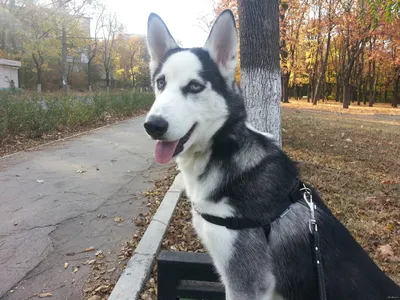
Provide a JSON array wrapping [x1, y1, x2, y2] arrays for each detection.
[[200, 214, 261, 230], [198, 179, 302, 231]]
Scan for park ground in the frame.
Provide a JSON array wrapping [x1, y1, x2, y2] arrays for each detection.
[[0, 99, 399, 300]]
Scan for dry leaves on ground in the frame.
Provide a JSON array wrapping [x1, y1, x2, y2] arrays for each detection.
[[82, 165, 178, 300], [281, 98, 400, 116]]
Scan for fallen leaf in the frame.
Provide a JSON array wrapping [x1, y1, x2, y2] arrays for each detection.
[[84, 246, 95, 252], [83, 259, 96, 265], [114, 217, 124, 223], [386, 224, 394, 231], [95, 250, 102, 256], [94, 285, 111, 292], [38, 293, 52, 298], [378, 244, 394, 257], [64, 262, 69, 269], [381, 179, 396, 184], [73, 266, 79, 273]]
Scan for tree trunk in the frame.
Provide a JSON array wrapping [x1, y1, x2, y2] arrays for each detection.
[[61, 22, 68, 92], [384, 88, 388, 103], [363, 79, 367, 104], [392, 68, 399, 108], [88, 61, 92, 91], [335, 78, 340, 102], [368, 60, 375, 107], [296, 85, 301, 100], [105, 70, 110, 90], [282, 72, 290, 103], [36, 67, 42, 93], [32, 53, 43, 93], [343, 81, 351, 109], [343, 65, 352, 108], [238, 0, 282, 146], [357, 81, 362, 105]]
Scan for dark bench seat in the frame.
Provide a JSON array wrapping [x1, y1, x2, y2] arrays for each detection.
[[157, 250, 225, 300]]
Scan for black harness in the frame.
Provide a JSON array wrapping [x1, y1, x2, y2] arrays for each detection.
[[197, 179, 328, 300]]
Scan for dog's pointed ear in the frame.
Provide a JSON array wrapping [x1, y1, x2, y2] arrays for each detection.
[[203, 10, 238, 79], [147, 13, 178, 73]]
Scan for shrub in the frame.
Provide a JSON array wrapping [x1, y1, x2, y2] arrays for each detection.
[[0, 91, 154, 140]]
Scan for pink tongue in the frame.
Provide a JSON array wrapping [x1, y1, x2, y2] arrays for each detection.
[[155, 140, 179, 164]]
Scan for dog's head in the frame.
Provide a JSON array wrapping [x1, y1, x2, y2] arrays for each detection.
[[144, 10, 239, 164]]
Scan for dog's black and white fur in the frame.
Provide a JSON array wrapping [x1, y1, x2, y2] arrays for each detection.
[[144, 9, 400, 300]]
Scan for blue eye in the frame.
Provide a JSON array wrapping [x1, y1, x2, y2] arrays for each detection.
[[187, 80, 205, 93], [156, 76, 166, 90]]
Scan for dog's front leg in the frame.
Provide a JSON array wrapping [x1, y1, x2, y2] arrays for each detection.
[[224, 281, 278, 300], [225, 288, 255, 300]]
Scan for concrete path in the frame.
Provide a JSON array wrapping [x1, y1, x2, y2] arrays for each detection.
[[0, 116, 167, 300]]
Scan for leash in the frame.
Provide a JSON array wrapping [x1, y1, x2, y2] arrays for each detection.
[[300, 184, 328, 300], [197, 179, 328, 300]]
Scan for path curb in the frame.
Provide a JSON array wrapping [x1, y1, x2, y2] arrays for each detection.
[[108, 173, 184, 300]]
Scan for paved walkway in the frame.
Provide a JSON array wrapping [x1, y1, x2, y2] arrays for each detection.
[[0, 116, 167, 300]]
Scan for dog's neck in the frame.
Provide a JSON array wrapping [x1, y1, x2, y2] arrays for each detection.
[[177, 115, 246, 178], [176, 118, 299, 219]]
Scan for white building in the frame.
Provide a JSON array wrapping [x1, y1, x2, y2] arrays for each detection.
[[0, 59, 21, 89]]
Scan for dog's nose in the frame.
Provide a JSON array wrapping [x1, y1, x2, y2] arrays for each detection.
[[144, 116, 169, 138]]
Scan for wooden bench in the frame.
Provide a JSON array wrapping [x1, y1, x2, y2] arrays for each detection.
[[157, 250, 225, 300]]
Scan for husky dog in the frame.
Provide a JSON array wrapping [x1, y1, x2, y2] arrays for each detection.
[[143, 9, 400, 300]]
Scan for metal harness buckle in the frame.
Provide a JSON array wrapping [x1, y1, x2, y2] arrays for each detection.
[[300, 184, 317, 233]]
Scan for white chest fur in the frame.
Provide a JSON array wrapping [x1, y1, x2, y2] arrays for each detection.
[[177, 155, 237, 283], [192, 209, 237, 283]]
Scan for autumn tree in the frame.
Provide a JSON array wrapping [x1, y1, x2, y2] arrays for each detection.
[[19, 3, 61, 92], [86, 4, 105, 91], [117, 35, 146, 89], [99, 12, 122, 91], [213, 0, 399, 109], [279, 0, 310, 103]]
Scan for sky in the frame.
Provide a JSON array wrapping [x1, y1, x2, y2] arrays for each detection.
[[107, 0, 215, 47]]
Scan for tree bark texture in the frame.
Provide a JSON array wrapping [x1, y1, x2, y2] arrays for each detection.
[[238, 0, 282, 144], [238, 0, 282, 146]]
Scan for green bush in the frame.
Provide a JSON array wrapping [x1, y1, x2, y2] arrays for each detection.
[[0, 91, 154, 140]]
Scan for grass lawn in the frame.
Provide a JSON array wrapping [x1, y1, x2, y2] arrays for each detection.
[[139, 108, 400, 299]]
